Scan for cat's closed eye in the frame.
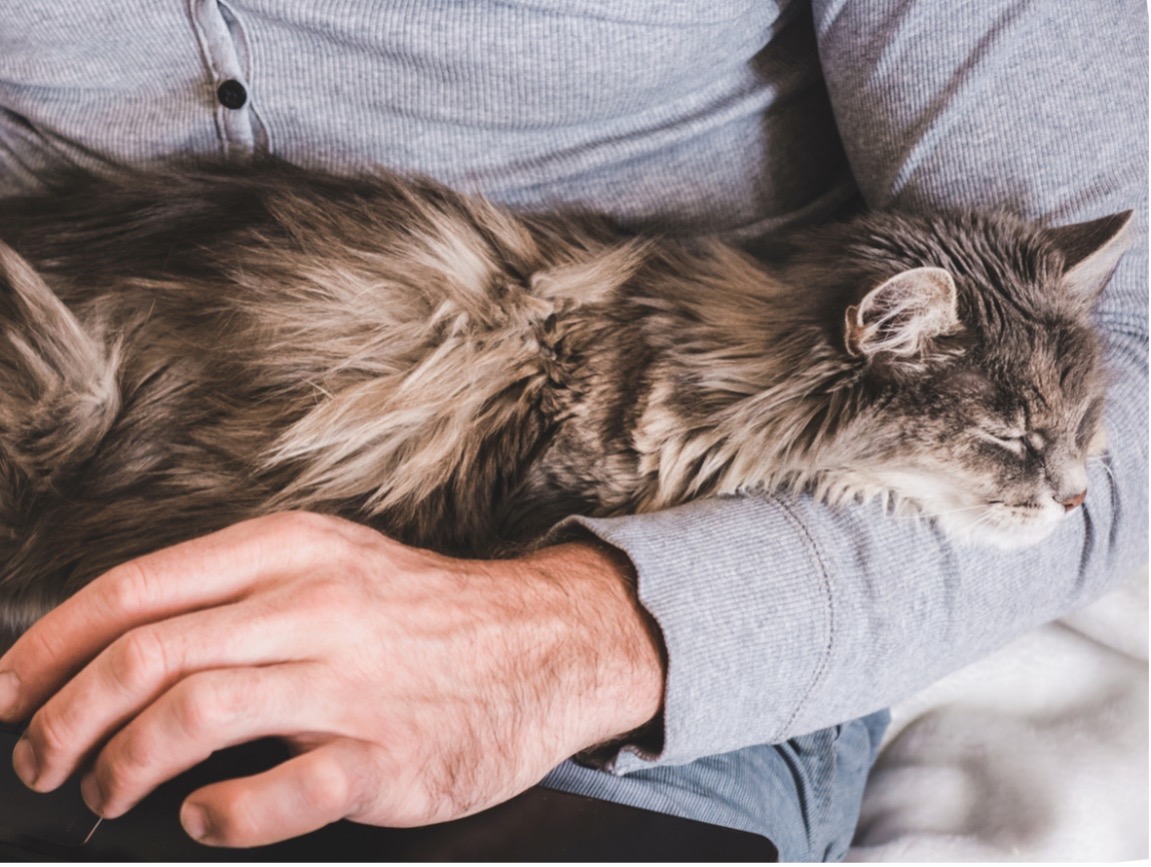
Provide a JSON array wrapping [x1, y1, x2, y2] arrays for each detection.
[[981, 428, 1050, 459]]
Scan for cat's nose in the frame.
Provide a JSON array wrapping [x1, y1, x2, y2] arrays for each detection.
[[1059, 489, 1087, 512]]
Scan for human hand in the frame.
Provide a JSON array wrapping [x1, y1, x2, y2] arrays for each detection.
[[0, 513, 664, 847]]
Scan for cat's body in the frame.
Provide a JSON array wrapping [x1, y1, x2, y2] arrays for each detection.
[[0, 162, 1130, 630]]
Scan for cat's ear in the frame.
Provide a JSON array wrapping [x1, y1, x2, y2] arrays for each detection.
[[1047, 210, 1134, 304], [845, 266, 959, 360]]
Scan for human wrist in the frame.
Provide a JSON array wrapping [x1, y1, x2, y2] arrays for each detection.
[[515, 540, 666, 756]]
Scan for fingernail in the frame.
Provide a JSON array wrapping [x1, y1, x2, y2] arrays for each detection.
[[0, 670, 19, 716], [80, 774, 104, 815], [181, 804, 212, 843], [12, 736, 38, 787]]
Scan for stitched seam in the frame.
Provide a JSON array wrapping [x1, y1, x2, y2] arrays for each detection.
[[769, 495, 836, 741]]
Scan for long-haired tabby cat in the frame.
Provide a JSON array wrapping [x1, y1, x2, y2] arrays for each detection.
[[0, 162, 1131, 631]]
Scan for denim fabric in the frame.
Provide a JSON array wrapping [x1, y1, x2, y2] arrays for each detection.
[[542, 709, 891, 861]]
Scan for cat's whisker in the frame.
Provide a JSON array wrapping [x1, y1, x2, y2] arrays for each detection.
[[1088, 454, 1117, 487], [890, 502, 989, 521], [968, 510, 999, 528], [955, 510, 1001, 538]]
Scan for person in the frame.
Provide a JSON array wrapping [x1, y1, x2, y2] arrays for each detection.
[[0, 1, 1144, 860]]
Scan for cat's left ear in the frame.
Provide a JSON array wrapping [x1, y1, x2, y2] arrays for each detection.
[[845, 266, 960, 361], [1047, 210, 1134, 304]]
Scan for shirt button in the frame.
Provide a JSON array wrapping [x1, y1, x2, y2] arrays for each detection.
[[216, 79, 248, 110]]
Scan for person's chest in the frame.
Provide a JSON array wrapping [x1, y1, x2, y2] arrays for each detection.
[[0, 0, 849, 238]]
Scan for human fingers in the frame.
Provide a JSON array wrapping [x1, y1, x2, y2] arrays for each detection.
[[14, 591, 321, 793], [179, 739, 382, 848], [81, 662, 330, 819], [0, 512, 361, 722]]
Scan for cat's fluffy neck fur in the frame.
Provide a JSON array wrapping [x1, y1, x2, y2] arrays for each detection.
[[587, 239, 879, 514]]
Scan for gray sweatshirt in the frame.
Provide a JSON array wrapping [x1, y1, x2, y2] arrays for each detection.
[[0, 0, 1145, 773]]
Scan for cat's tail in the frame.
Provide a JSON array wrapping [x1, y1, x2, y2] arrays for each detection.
[[0, 239, 120, 497]]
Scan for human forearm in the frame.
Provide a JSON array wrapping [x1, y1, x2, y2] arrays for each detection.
[[511, 539, 666, 756], [569, 333, 1143, 770], [571, 0, 1147, 771]]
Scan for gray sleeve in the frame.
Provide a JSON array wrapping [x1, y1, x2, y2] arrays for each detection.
[[576, 0, 1148, 773]]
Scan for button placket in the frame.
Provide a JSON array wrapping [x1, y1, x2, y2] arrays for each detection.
[[187, 0, 263, 159]]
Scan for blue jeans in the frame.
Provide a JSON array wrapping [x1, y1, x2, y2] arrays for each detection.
[[541, 709, 890, 862]]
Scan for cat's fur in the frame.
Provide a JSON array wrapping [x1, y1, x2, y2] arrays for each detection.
[[0, 162, 1131, 631]]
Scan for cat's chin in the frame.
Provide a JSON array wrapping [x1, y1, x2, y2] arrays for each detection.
[[946, 521, 1059, 550], [931, 504, 1066, 550]]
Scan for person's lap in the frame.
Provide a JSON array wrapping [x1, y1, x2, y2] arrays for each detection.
[[541, 709, 890, 862]]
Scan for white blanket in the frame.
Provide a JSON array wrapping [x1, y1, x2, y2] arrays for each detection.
[[849, 568, 1148, 862]]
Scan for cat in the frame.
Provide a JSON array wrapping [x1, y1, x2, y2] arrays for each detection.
[[0, 161, 1131, 632]]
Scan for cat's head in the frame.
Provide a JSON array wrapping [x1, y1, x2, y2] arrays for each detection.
[[822, 209, 1132, 548]]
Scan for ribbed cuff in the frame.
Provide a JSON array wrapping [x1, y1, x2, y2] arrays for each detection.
[[554, 494, 836, 773]]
